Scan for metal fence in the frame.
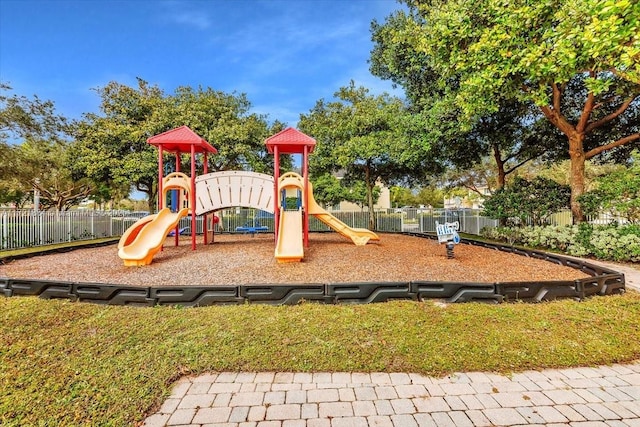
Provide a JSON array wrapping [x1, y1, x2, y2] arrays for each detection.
[[0, 207, 623, 251]]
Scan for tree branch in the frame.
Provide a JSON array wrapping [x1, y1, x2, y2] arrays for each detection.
[[539, 104, 576, 137], [585, 133, 640, 159], [459, 181, 485, 196], [585, 94, 639, 133], [552, 82, 562, 112], [577, 71, 596, 133], [504, 155, 536, 176]]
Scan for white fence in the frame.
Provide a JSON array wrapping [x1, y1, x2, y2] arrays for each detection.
[[0, 207, 621, 251], [0, 210, 149, 250]]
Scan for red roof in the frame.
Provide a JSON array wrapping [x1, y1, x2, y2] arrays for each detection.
[[147, 126, 218, 154], [265, 127, 316, 154]]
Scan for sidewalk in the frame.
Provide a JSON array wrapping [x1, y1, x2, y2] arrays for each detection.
[[143, 363, 640, 427]]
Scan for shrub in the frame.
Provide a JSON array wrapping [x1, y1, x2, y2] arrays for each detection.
[[480, 223, 640, 262], [578, 151, 640, 224], [482, 177, 571, 226]]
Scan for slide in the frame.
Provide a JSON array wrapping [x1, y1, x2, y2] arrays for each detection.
[[118, 207, 189, 266], [117, 214, 157, 249], [274, 208, 304, 263], [307, 182, 379, 246]]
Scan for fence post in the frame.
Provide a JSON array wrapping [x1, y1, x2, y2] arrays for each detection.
[[38, 211, 43, 245], [1, 211, 5, 249], [462, 209, 466, 233]]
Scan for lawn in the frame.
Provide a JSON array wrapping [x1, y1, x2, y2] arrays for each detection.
[[2, 293, 640, 426]]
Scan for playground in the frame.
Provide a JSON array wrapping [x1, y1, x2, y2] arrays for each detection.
[[0, 126, 625, 304]]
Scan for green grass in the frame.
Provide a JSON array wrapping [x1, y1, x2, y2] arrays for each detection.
[[2, 294, 640, 426]]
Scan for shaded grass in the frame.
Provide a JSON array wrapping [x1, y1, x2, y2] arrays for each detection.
[[2, 294, 640, 425]]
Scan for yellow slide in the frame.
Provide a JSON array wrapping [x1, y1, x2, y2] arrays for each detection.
[[307, 181, 379, 246], [118, 207, 189, 266], [274, 208, 304, 263], [117, 214, 157, 250]]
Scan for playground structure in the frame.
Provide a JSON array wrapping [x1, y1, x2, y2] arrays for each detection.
[[117, 126, 379, 266], [117, 172, 191, 266], [274, 172, 379, 261], [435, 221, 461, 259]]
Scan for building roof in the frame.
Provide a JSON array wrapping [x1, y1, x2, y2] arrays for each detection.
[[265, 127, 316, 154], [147, 126, 218, 154]]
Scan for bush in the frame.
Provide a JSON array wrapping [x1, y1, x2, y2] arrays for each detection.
[[578, 151, 640, 224], [482, 177, 571, 226], [481, 224, 640, 262]]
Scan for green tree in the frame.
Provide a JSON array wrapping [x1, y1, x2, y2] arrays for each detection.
[[343, 180, 381, 211], [0, 84, 86, 210], [415, 186, 444, 208], [483, 177, 571, 226], [371, 0, 640, 222], [311, 174, 347, 208], [0, 82, 67, 144], [156, 85, 288, 174], [75, 79, 285, 212], [579, 151, 640, 223], [73, 79, 163, 211], [18, 138, 92, 211], [390, 186, 415, 208], [371, 14, 550, 190], [299, 82, 429, 229]]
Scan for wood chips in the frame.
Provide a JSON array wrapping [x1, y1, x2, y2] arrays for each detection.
[[0, 233, 588, 287]]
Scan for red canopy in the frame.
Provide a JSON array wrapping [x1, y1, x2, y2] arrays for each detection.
[[265, 127, 316, 154], [147, 125, 218, 154]]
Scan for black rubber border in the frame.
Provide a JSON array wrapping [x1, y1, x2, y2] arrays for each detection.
[[0, 232, 626, 306]]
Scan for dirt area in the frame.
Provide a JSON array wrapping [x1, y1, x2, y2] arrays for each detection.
[[0, 233, 589, 287]]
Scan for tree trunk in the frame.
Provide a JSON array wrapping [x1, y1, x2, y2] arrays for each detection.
[[492, 143, 506, 189], [365, 165, 376, 230], [147, 192, 155, 213], [568, 134, 586, 224]]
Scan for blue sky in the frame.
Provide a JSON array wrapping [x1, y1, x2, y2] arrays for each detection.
[[0, 0, 404, 127]]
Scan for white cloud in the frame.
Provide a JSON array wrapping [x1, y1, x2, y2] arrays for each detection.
[[159, 1, 212, 30], [172, 11, 212, 30]]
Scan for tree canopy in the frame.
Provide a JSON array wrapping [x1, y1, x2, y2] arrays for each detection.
[[299, 81, 430, 228], [74, 79, 286, 211], [1, 84, 91, 210], [371, 0, 640, 222], [482, 176, 571, 226]]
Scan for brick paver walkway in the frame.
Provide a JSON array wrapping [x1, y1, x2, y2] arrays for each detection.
[[143, 362, 640, 426]]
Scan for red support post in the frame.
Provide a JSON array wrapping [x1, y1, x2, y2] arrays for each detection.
[[303, 146, 309, 248], [174, 153, 180, 247], [273, 146, 280, 241], [203, 153, 209, 245], [190, 144, 196, 250], [158, 147, 164, 211], [158, 147, 164, 252]]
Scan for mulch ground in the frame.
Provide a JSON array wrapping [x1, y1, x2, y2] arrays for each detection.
[[0, 233, 588, 286]]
